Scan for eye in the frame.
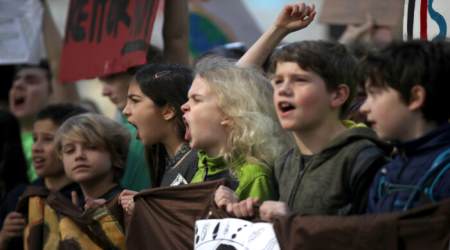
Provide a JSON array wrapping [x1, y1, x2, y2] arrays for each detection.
[[62, 146, 75, 154], [43, 135, 54, 143], [271, 78, 283, 85]]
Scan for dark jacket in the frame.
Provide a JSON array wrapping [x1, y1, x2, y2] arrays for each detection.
[[274, 127, 389, 215], [368, 123, 450, 213]]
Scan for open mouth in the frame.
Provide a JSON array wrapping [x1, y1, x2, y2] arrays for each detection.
[[32, 156, 45, 168], [13, 96, 26, 108], [278, 101, 295, 113], [127, 121, 140, 139], [183, 117, 191, 141]]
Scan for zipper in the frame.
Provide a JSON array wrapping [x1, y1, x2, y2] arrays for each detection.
[[287, 156, 312, 207]]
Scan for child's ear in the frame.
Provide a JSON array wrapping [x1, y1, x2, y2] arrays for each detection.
[[161, 105, 176, 121], [220, 117, 233, 127], [330, 84, 350, 108], [408, 85, 426, 111]]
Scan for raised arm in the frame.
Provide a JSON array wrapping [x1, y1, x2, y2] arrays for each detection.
[[162, 0, 190, 65], [237, 2, 316, 68], [43, 1, 80, 104]]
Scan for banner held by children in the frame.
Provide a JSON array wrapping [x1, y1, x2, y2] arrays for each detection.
[[194, 218, 280, 250], [59, 0, 159, 83]]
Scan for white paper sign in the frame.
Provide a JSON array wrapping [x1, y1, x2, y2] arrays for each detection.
[[0, 0, 43, 64], [403, 0, 449, 41], [194, 218, 280, 250]]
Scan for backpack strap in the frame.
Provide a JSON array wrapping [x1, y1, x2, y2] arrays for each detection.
[[403, 147, 450, 210]]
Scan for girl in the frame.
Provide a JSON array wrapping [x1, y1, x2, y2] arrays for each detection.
[[122, 64, 197, 188], [182, 57, 288, 201]]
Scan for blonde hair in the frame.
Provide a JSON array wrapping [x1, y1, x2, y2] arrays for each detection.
[[195, 57, 290, 169], [54, 113, 130, 181]]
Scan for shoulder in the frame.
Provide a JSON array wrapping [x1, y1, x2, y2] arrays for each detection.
[[274, 147, 298, 169]]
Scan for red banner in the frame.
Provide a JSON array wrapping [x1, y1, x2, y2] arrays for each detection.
[[59, 0, 159, 83]]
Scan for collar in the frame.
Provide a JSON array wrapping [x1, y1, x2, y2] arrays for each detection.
[[197, 151, 228, 175], [165, 143, 191, 170], [394, 122, 450, 155]]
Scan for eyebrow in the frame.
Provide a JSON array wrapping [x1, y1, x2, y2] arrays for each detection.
[[188, 93, 203, 99]]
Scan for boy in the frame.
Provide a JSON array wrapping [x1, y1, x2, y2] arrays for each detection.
[[9, 0, 80, 182], [216, 2, 388, 219], [360, 40, 450, 213], [53, 113, 130, 248], [0, 104, 87, 250]]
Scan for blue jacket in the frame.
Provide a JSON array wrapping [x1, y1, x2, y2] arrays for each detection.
[[367, 123, 450, 213]]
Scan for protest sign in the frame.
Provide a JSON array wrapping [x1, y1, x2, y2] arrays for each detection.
[[59, 0, 159, 83], [403, 0, 449, 40]]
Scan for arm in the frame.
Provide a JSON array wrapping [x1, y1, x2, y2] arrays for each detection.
[[42, 0, 80, 104], [162, 0, 190, 65], [237, 2, 316, 68], [338, 14, 374, 45]]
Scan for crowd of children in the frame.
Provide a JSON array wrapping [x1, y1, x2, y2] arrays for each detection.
[[1, 1, 450, 249]]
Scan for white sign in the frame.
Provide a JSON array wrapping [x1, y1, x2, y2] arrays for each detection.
[[403, 0, 449, 40], [194, 218, 280, 250], [0, 0, 42, 64]]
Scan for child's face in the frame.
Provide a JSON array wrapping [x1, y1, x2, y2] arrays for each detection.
[[122, 81, 166, 145], [359, 83, 412, 141], [32, 119, 63, 178], [9, 68, 50, 120], [100, 73, 131, 110], [61, 140, 113, 184], [272, 62, 335, 132], [181, 76, 228, 155]]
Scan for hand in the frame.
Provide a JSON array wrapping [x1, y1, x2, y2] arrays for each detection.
[[259, 201, 290, 222], [339, 14, 374, 44], [274, 2, 316, 34], [226, 198, 260, 218], [214, 185, 239, 209], [0, 212, 25, 245], [118, 190, 138, 215]]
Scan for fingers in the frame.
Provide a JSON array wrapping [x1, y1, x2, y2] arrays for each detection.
[[259, 201, 289, 222], [214, 185, 238, 208], [226, 198, 259, 218], [2, 212, 25, 238], [124, 199, 135, 215], [118, 190, 137, 206]]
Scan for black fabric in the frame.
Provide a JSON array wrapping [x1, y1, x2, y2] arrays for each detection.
[[126, 180, 227, 250]]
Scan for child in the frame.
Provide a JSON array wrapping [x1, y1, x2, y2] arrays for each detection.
[[52, 113, 129, 248], [216, 2, 388, 219], [182, 57, 288, 202], [119, 64, 197, 215], [0, 104, 87, 250], [360, 40, 450, 213]]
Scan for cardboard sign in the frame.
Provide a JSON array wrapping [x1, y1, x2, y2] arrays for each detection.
[[403, 0, 449, 40], [194, 218, 280, 250], [319, 0, 404, 26], [0, 0, 42, 65], [59, 0, 159, 83]]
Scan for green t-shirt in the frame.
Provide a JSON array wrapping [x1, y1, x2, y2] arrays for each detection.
[[191, 151, 275, 201], [119, 114, 151, 191], [21, 131, 38, 182]]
